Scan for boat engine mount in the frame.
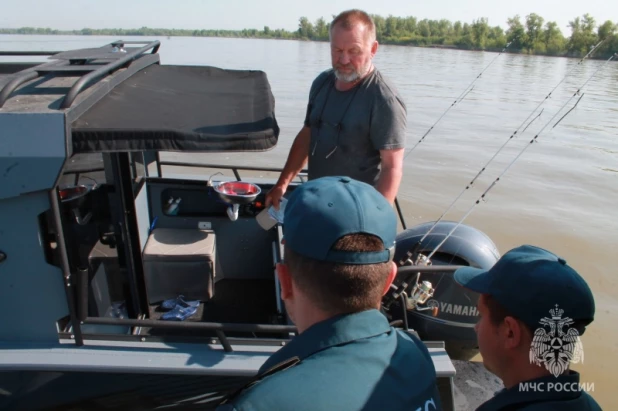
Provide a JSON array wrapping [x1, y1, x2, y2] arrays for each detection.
[[383, 220, 501, 360]]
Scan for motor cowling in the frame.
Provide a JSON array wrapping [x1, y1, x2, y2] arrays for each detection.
[[385, 221, 500, 360]]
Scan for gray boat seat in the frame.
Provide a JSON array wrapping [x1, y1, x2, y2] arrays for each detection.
[[142, 228, 216, 304]]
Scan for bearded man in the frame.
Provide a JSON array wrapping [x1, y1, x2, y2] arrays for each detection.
[[265, 9, 407, 209]]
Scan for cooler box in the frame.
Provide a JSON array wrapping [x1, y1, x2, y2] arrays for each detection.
[[142, 228, 216, 304]]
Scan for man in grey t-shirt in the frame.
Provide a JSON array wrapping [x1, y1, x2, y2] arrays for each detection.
[[265, 9, 407, 209]]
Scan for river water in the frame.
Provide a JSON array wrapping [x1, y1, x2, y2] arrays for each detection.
[[2, 34, 617, 408]]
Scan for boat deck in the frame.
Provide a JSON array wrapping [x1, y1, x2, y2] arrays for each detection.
[[141, 279, 279, 339]]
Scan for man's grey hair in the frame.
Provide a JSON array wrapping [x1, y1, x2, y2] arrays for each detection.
[[329, 9, 377, 43]]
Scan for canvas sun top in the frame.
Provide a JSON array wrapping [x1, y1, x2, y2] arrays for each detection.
[[0, 40, 280, 154]]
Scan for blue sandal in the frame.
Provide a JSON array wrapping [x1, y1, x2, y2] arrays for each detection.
[[160, 295, 200, 310], [161, 304, 199, 321]]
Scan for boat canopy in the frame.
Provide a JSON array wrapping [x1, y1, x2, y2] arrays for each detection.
[[71, 64, 280, 153], [0, 40, 280, 154]]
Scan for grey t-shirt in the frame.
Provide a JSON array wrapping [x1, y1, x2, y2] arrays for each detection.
[[304, 68, 407, 185]]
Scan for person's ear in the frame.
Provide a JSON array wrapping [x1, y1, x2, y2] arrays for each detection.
[[276, 262, 294, 300], [371, 40, 378, 57], [502, 316, 525, 350], [381, 261, 397, 296]]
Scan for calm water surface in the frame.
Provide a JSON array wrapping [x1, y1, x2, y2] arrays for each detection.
[[2, 35, 617, 408]]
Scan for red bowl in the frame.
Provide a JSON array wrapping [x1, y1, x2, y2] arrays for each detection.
[[59, 185, 90, 202], [213, 181, 261, 205]]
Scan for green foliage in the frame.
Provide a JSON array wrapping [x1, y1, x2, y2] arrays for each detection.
[[544, 21, 565, 56], [506, 15, 527, 50], [567, 14, 599, 56], [0, 12, 615, 59]]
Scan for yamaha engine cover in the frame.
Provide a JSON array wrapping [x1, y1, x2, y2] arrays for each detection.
[[388, 221, 500, 360]]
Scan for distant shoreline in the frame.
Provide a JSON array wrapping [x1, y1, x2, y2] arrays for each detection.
[[0, 32, 613, 62], [1, 12, 616, 62]]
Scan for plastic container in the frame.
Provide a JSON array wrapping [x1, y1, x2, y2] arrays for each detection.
[[256, 197, 287, 230]]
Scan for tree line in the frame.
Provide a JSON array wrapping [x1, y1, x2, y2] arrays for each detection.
[[1, 13, 616, 59]]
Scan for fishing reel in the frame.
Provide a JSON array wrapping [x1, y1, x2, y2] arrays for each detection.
[[396, 241, 432, 268], [383, 252, 438, 317], [393, 272, 437, 313], [383, 264, 438, 332], [412, 253, 431, 267], [407, 275, 436, 310]]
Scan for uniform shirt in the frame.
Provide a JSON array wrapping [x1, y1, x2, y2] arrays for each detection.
[[304, 69, 407, 186], [217, 309, 441, 411], [476, 370, 602, 410]]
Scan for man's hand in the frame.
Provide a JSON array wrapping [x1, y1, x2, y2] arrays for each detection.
[[265, 185, 286, 210]]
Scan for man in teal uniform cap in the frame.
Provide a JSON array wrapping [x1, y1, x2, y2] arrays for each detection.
[[453, 245, 602, 410], [217, 175, 441, 410]]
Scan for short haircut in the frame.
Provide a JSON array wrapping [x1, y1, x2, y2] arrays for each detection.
[[330, 9, 376, 43], [284, 233, 392, 314]]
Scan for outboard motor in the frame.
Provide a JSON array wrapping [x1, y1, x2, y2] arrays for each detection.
[[383, 221, 500, 360]]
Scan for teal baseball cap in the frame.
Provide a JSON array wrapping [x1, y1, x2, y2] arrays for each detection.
[[454, 245, 595, 334], [282, 176, 397, 264]]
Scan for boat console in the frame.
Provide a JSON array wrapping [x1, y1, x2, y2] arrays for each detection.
[[75, 174, 293, 340]]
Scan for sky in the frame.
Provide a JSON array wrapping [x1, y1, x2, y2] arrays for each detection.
[[1, 0, 616, 36]]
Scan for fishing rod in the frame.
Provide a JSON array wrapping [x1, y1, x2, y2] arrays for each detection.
[[403, 38, 518, 160], [421, 51, 616, 263], [397, 39, 608, 266]]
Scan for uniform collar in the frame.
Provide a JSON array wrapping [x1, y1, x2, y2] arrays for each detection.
[[259, 309, 391, 374], [477, 371, 583, 411]]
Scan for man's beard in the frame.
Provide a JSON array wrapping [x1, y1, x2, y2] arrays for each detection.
[[334, 62, 371, 83]]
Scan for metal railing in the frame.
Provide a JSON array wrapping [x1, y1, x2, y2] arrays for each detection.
[[156, 159, 407, 228], [0, 40, 160, 108], [62, 158, 409, 229], [60, 40, 160, 108], [0, 51, 61, 56]]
